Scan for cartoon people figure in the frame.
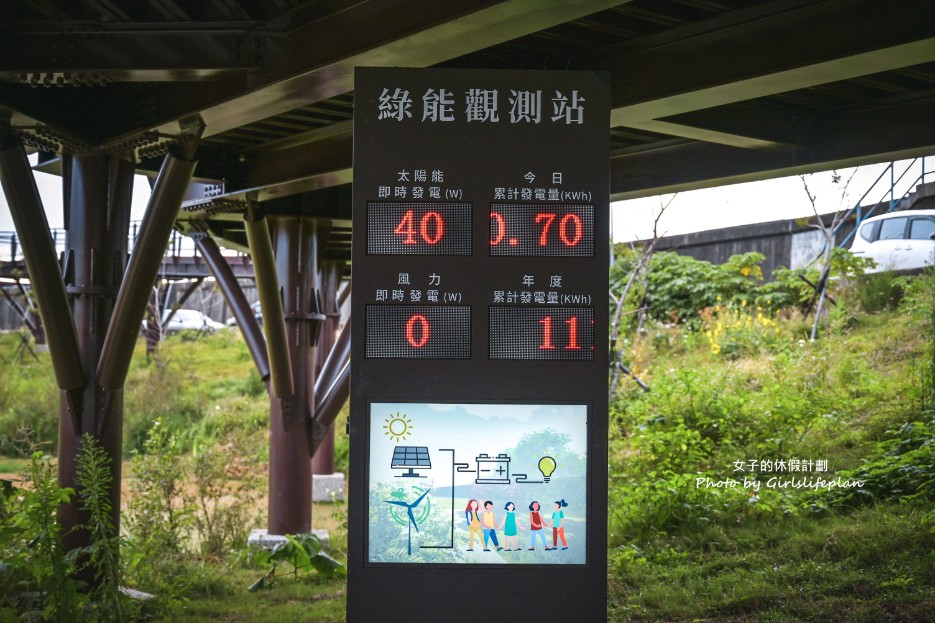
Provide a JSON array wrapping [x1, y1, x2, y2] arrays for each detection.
[[551, 499, 569, 550], [500, 501, 524, 551], [528, 500, 548, 550], [465, 499, 483, 551], [481, 500, 503, 551]]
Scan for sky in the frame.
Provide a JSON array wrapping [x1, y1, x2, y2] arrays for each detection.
[[0, 154, 153, 233], [1, 154, 932, 244], [612, 156, 933, 243]]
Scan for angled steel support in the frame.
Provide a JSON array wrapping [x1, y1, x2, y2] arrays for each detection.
[[312, 360, 349, 456], [193, 233, 270, 381], [0, 131, 84, 391], [0, 285, 37, 334], [245, 205, 293, 398], [312, 260, 344, 475], [162, 277, 204, 327], [314, 321, 349, 399], [97, 117, 204, 390], [312, 344, 351, 456]]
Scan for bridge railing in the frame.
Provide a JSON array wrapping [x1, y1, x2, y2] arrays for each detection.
[[0, 221, 237, 263], [836, 158, 932, 248]]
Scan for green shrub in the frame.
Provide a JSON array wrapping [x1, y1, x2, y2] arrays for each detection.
[[858, 271, 906, 312], [124, 419, 192, 559], [811, 418, 935, 510], [188, 432, 262, 556], [124, 352, 205, 456], [0, 453, 84, 620]]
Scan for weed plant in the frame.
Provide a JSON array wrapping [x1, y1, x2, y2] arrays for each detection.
[[0, 452, 84, 621], [75, 434, 136, 622]]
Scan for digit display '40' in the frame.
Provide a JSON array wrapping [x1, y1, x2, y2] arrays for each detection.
[[367, 202, 472, 255]]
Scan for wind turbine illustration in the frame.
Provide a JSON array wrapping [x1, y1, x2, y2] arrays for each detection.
[[384, 487, 431, 555]]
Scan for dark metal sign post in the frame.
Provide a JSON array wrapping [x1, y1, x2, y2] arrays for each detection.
[[349, 67, 609, 622]]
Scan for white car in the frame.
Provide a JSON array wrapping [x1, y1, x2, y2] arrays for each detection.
[[850, 209, 935, 273], [161, 309, 225, 334]]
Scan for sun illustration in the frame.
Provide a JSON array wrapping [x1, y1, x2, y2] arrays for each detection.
[[383, 412, 414, 442]]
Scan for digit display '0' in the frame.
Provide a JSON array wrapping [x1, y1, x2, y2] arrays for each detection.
[[366, 305, 472, 358]]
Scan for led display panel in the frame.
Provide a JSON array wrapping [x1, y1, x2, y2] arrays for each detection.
[[368, 201, 472, 255], [365, 305, 471, 359], [368, 402, 588, 565], [490, 204, 594, 257], [350, 67, 610, 622], [489, 306, 594, 360]]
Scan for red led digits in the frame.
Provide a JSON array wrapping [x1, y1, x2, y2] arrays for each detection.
[[489, 307, 594, 360], [539, 315, 581, 350], [538, 315, 554, 350], [533, 212, 583, 247], [534, 213, 556, 246], [566, 315, 581, 350], [559, 213, 583, 247], [368, 202, 470, 255], [405, 314, 430, 348], [489, 204, 594, 257], [490, 211, 506, 246], [394, 210, 445, 245], [366, 305, 471, 358]]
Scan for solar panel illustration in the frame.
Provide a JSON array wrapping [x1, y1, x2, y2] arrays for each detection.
[[391, 446, 431, 477]]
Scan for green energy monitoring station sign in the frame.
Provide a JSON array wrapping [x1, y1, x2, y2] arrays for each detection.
[[348, 67, 610, 622]]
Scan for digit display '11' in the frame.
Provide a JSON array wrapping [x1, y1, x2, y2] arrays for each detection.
[[489, 306, 595, 360]]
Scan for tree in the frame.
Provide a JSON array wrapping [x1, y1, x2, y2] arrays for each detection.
[[799, 170, 857, 341], [608, 195, 674, 397]]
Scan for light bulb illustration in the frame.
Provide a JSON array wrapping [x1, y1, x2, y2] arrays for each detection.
[[537, 455, 557, 483]]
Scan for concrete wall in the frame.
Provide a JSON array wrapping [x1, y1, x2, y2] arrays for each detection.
[[649, 215, 855, 279]]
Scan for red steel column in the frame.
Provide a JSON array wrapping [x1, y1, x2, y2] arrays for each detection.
[[268, 217, 324, 535], [58, 153, 135, 556]]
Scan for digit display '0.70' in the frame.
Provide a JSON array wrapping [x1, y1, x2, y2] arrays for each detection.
[[490, 204, 594, 257], [366, 305, 471, 358], [489, 306, 594, 360], [368, 202, 472, 255]]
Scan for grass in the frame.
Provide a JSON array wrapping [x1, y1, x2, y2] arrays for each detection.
[[148, 569, 347, 623], [606, 295, 935, 622], [2, 282, 934, 621], [0, 456, 28, 475], [609, 505, 935, 622]]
